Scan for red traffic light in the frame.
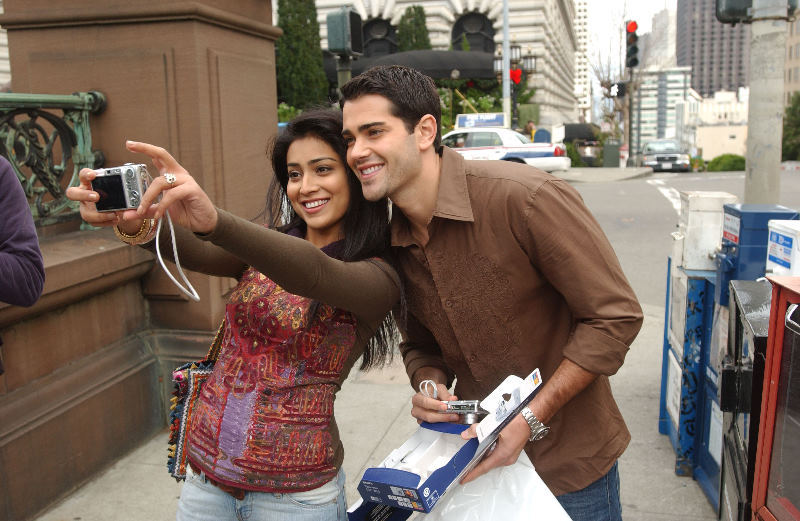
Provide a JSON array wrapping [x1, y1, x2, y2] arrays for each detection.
[[626, 20, 638, 33]]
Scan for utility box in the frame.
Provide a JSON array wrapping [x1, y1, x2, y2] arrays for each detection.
[[659, 263, 717, 476], [603, 141, 620, 167], [694, 205, 795, 512], [674, 191, 738, 271], [718, 280, 772, 521], [766, 220, 800, 276], [716, 205, 798, 307]]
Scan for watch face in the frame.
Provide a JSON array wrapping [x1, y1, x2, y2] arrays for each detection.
[[533, 426, 550, 441]]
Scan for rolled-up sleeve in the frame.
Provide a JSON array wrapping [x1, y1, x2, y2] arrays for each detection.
[[399, 310, 455, 389], [523, 179, 643, 375]]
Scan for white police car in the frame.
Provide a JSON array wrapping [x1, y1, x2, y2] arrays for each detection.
[[442, 127, 571, 172]]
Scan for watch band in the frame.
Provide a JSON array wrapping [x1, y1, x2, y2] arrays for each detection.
[[521, 407, 550, 442]]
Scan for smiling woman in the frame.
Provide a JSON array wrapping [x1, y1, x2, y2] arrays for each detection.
[[65, 108, 400, 521]]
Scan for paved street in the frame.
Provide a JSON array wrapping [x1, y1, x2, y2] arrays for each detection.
[[33, 166, 800, 521]]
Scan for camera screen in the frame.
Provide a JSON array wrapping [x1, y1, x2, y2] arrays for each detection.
[[92, 175, 128, 212]]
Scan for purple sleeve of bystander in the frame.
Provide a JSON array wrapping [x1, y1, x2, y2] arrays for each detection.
[[0, 156, 45, 307]]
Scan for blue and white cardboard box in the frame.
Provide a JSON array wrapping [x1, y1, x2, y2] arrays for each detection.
[[347, 369, 543, 520]]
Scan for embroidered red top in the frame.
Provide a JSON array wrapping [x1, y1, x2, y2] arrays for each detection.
[[186, 267, 358, 491], [158, 209, 399, 492]]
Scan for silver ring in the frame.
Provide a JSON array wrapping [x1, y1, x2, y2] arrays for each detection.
[[163, 172, 176, 186]]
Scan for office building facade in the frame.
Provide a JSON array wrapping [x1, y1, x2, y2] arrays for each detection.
[[631, 66, 692, 154], [676, 0, 749, 97], [574, 0, 591, 123]]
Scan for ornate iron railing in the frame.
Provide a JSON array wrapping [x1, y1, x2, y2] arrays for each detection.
[[0, 91, 105, 226]]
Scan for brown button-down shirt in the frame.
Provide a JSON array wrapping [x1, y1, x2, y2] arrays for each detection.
[[393, 147, 643, 495]]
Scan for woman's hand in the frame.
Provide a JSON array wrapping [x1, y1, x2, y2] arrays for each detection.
[[126, 141, 218, 234], [65, 168, 143, 233]]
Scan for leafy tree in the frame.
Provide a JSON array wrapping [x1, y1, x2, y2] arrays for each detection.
[[275, 0, 328, 109], [783, 91, 800, 160], [397, 6, 432, 51], [565, 142, 586, 167], [436, 78, 535, 131], [277, 102, 302, 122]]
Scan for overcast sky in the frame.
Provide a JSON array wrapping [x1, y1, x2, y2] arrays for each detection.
[[588, 0, 677, 68]]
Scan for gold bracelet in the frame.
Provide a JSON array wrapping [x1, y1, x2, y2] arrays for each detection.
[[114, 219, 154, 245]]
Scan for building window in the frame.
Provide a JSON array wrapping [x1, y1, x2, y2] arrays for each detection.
[[362, 18, 397, 58], [451, 12, 495, 53]]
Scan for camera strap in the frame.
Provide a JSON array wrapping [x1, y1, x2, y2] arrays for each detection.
[[155, 210, 201, 302]]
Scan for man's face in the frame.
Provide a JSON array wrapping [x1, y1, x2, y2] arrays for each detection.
[[342, 94, 421, 202]]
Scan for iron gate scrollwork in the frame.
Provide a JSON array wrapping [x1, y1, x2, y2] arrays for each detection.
[[0, 91, 105, 226]]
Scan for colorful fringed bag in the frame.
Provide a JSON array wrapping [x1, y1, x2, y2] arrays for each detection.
[[167, 320, 225, 481]]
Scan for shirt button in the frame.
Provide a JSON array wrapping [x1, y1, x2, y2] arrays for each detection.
[[445, 299, 453, 308], [468, 354, 477, 362]]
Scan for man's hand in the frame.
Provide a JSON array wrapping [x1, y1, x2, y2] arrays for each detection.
[[458, 414, 530, 484], [410, 382, 461, 424]]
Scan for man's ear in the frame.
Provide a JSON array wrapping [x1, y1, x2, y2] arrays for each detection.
[[416, 114, 438, 151]]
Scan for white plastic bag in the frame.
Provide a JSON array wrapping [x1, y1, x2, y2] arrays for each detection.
[[407, 452, 572, 521]]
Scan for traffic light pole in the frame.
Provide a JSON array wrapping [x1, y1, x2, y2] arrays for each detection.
[[744, 0, 787, 203], [627, 67, 634, 166], [624, 21, 639, 166]]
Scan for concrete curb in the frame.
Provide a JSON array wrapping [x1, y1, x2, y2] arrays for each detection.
[[555, 167, 654, 183]]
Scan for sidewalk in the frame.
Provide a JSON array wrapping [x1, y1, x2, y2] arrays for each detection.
[[34, 303, 715, 521]]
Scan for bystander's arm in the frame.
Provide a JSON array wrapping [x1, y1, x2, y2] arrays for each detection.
[[0, 157, 44, 307]]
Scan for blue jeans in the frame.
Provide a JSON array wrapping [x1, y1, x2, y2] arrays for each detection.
[[176, 468, 347, 521], [556, 461, 622, 521]]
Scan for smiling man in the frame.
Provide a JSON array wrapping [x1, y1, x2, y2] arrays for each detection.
[[340, 65, 643, 521]]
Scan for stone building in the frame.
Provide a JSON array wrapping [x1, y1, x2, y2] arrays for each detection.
[[279, 0, 579, 127]]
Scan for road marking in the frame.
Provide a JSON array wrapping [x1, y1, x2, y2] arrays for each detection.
[[647, 179, 681, 215]]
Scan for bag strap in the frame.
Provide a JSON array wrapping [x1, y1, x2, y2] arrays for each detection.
[[203, 319, 225, 363]]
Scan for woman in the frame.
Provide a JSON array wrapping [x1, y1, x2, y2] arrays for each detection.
[[66, 109, 400, 521]]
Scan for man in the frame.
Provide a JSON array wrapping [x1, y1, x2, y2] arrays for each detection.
[[340, 66, 642, 521], [0, 155, 46, 374], [524, 120, 536, 139]]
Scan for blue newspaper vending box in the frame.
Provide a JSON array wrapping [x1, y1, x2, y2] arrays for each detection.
[[693, 204, 798, 512], [659, 260, 717, 476]]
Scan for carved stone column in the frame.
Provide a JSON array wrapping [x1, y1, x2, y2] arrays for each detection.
[[2, 0, 281, 330], [0, 3, 280, 520]]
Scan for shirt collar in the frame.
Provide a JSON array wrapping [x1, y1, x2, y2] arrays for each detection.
[[391, 146, 475, 247]]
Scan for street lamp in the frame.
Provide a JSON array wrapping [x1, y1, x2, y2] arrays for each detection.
[[494, 44, 536, 130]]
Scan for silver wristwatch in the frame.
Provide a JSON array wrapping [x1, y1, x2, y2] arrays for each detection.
[[521, 407, 550, 442]]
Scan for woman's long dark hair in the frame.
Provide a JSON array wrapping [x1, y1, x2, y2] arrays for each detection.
[[265, 108, 397, 369]]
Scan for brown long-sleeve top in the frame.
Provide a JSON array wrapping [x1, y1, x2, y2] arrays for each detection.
[[394, 147, 644, 495], [152, 209, 400, 491]]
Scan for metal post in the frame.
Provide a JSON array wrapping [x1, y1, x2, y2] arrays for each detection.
[[511, 83, 519, 129], [744, 0, 787, 203], [502, 0, 511, 126], [628, 67, 634, 162], [336, 55, 352, 99]]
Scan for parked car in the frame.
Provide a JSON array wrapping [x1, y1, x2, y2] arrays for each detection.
[[641, 139, 691, 172], [442, 127, 571, 172]]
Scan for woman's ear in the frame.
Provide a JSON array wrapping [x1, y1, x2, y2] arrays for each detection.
[[416, 114, 438, 151]]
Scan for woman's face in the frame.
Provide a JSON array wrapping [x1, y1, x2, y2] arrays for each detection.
[[286, 136, 351, 248]]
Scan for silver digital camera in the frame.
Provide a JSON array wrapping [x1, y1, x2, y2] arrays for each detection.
[[91, 163, 150, 212], [441, 400, 487, 424]]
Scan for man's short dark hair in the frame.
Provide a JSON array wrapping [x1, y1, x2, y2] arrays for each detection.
[[339, 65, 442, 149]]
